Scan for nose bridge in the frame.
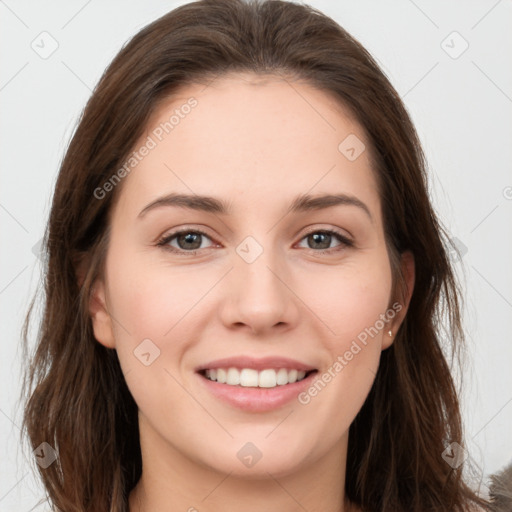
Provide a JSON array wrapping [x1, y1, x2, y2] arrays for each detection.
[[222, 233, 296, 332], [236, 233, 284, 300]]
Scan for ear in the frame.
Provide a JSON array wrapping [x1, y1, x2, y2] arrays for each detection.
[[382, 250, 415, 350], [89, 279, 116, 349]]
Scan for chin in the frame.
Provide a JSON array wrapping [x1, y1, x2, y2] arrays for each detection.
[[198, 437, 314, 479]]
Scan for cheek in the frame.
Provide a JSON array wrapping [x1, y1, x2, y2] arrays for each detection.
[[104, 255, 210, 416], [294, 255, 392, 430], [107, 250, 213, 342], [299, 254, 392, 352]]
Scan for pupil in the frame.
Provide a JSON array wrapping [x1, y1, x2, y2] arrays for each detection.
[[310, 232, 330, 249], [179, 232, 201, 250]]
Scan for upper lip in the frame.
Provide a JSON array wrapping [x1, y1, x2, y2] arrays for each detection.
[[195, 356, 317, 372]]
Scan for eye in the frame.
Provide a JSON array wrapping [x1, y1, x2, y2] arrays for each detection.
[[156, 227, 354, 256], [296, 229, 353, 253], [156, 228, 216, 254]]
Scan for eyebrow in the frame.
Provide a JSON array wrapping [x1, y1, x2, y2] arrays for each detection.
[[138, 192, 373, 222]]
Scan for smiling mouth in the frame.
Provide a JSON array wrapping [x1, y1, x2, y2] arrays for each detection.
[[198, 368, 318, 388]]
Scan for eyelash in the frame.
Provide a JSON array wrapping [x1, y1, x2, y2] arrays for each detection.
[[156, 227, 354, 256]]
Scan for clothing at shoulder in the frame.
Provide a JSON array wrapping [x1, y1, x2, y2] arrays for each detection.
[[487, 460, 512, 512]]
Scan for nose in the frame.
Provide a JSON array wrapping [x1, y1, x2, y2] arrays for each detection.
[[218, 241, 300, 336]]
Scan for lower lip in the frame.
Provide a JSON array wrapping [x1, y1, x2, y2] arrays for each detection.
[[197, 371, 317, 412]]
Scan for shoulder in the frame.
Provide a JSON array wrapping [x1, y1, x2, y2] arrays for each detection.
[[487, 461, 512, 512]]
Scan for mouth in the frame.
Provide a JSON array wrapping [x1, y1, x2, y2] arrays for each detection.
[[196, 367, 319, 412], [198, 367, 317, 388]]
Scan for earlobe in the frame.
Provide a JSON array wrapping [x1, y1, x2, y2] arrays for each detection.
[[383, 250, 415, 350], [89, 280, 116, 349]]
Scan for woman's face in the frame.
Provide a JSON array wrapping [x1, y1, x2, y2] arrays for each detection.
[[90, 73, 414, 479]]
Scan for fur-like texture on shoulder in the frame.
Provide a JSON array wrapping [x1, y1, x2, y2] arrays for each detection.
[[488, 460, 512, 512]]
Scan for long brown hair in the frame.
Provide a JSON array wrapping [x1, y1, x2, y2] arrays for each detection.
[[19, 0, 490, 510]]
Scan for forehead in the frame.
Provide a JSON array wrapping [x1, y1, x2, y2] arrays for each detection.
[[113, 73, 380, 220]]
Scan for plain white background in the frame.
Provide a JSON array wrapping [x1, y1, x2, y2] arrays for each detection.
[[1, 0, 511, 509]]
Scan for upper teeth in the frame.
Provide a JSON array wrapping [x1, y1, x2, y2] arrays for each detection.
[[205, 368, 308, 388]]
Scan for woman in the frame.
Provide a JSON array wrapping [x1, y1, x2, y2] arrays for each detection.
[[20, 0, 491, 510]]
